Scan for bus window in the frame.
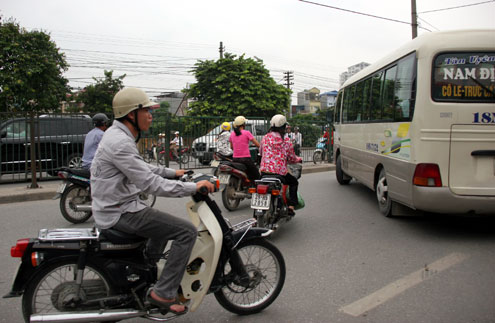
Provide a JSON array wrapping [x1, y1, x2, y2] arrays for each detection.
[[370, 71, 383, 120], [394, 53, 416, 121], [354, 81, 365, 122], [335, 91, 342, 124], [382, 65, 398, 120], [348, 85, 358, 122], [362, 78, 372, 121]]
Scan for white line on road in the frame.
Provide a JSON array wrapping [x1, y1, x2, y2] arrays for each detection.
[[339, 252, 469, 317]]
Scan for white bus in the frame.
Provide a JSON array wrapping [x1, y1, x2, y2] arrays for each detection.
[[333, 29, 495, 216]]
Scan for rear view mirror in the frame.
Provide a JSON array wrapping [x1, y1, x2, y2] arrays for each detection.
[[0, 130, 6, 138]]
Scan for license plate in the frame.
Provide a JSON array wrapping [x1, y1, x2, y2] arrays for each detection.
[[210, 160, 220, 167], [219, 174, 230, 184], [56, 183, 67, 194], [251, 193, 271, 210]]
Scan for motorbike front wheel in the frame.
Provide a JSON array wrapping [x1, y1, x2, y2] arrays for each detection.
[[222, 176, 241, 211], [214, 238, 286, 315], [138, 192, 157, 208], [60, 184, 92, 224], [313, 150, 323, 164], [22, 260, 113, 323]]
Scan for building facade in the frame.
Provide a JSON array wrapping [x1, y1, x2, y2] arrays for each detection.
[[339, 62, 370, 87]]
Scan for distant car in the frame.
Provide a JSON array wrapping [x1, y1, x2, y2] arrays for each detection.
[[0, 115, 93, 175], [192, 119, 268, 165]]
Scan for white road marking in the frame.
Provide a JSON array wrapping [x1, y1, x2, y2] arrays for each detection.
[[339, 252, 469, 317]]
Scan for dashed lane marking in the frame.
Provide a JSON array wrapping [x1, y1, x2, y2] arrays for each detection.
[[339, 252, 469, 317]]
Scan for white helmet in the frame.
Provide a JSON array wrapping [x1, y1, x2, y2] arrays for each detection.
[[174, 131, 180, 135], [233, 116, 247, 127], [270, 114, 287, 128], [112, 87, 157, 118]]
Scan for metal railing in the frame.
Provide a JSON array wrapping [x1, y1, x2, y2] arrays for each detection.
[[1, 112, 331, 184]]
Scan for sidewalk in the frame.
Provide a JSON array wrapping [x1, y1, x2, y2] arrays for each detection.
[[0, 163, 335, 204]]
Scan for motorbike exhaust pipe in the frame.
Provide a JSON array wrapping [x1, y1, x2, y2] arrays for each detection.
[[232, 192, 251, 199], [30, 309, 146, 322], [74, 205, 92, 212]]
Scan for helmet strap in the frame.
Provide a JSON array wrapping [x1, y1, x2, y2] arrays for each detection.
[[122, 110, 142, 142]]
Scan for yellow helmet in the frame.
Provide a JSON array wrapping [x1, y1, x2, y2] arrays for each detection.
[[221, 122, 231, 131]]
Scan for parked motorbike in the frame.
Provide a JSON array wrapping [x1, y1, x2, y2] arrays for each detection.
[[250, 163, 303, 230], [313, 137, 328, 164], [5, 172, 286, 323], [54, 167, 156, 224]]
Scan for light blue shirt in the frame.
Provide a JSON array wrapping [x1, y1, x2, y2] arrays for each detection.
[[90, 120, 197, 229], [82, 127, 104, 170]]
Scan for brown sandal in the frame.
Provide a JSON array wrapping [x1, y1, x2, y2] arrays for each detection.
[[148, 290, 188, 315]]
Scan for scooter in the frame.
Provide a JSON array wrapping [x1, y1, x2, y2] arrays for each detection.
[[250, 163, 303, 230], [54, 167, 156, 224], [313, 137, 328, 164], [5, 172, 285, 323]]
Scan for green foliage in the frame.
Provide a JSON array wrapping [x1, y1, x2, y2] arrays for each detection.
[[74, 70, 125, 115], [186, 53, 291, 117], [0, 17, 69, 112]]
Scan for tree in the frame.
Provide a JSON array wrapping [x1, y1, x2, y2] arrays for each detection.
[[186, 53, 291, 118], [74, 70, 125, 115], [0, 17, 69, 112]]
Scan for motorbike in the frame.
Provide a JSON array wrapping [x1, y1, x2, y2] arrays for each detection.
[[53, 167, 156, 224], [5, 172, 286, 323], [214, 147, 260, 211], [157, 145, 190, 165], [313, 137, 328, 164], [250, 163, 303, 230]]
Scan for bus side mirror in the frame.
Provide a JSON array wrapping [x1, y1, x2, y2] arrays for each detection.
[[0, 130, 6, 138]]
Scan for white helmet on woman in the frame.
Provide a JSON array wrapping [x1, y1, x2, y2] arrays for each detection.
[[270, 114, 288, 128]]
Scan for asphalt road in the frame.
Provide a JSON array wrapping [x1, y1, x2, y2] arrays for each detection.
[[1, 171, 495, 323]]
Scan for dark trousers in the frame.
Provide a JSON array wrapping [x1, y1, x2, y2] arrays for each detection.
[[233, 157, 260, 183], [113, 207, 197, 299], [261, 172, 299, 207]]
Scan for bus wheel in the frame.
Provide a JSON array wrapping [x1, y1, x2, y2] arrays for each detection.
[[336, 154, 351, 185], [376, 169, 393, 217]]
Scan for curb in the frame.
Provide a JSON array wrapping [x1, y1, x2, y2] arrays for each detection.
[[0, 164, 335, 204]]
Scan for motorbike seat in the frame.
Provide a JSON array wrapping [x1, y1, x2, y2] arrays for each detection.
[[60, 167, 91, 179], [100, 229, 147, 244], [225, 161, 247, 172]]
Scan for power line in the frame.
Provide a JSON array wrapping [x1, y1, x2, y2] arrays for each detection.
[[418, 0, 494, 14], [298, 0, 422, 28]]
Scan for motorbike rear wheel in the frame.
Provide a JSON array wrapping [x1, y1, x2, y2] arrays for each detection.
[[22, 260, 113, 323], [222, 176, 241, 211], [179, 152, 190, 164], [214, 238, 286, 315], [60, 184, 92, 224]]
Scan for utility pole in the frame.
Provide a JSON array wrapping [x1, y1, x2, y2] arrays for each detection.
[[284, 71, 294, 89], [411, 0, 418, 39], [219, 41, 225, 59], [284, 71, 294, 116]]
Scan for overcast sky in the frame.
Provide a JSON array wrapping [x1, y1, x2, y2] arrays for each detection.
[[2, 0, 495, 105]]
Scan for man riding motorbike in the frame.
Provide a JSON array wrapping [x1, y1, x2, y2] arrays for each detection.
[[81, 113, 110, 170], [90, 87, 214, 315], [259, 114, 302, 216]]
